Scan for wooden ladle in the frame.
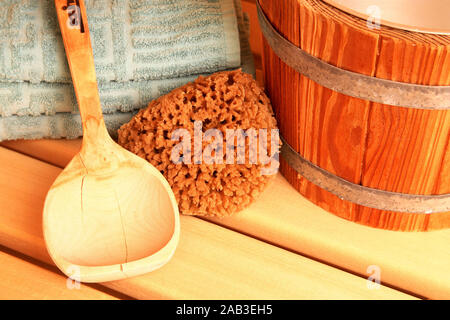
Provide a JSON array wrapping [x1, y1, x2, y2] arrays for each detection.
[[43, 0, 180, 283]]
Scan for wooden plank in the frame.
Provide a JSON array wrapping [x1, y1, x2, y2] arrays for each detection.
[[211, 175, 450, 299], [0, 146, 412, 299], [358, 35, 450, 230], [0, 248, 118, 300], [3, 139, 450, 299], [1, 139, 81, 168]]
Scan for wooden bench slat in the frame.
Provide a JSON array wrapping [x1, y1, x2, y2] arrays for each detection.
[[4, 138, 449, 299], [0, 146, 412, 299], [0, 249, 118, 300]]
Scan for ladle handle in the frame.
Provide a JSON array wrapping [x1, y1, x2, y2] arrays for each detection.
[[55, 0, 107, 137]]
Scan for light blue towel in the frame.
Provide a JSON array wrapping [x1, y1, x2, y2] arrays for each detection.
[[0, 0, 241, 83], [0, 0, 254, 141]]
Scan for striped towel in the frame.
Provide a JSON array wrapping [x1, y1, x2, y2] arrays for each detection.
[[0, 0, 254, 140]]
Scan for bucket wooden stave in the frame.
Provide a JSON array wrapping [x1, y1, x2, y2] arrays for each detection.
[[259, 0, 450, 231]]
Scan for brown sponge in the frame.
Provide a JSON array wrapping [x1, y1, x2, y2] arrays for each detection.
[[118, 69, 279, 217]]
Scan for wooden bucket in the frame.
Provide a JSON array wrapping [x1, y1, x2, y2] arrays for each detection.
[[258, 0, 450, 231]]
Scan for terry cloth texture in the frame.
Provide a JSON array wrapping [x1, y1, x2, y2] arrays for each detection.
[[0, 0, 254, 141]]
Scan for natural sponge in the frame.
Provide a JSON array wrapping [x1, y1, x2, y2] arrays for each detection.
[[118, 69, 279, 217]]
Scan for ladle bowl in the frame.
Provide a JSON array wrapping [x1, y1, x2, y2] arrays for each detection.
[[43, 0, 180, 283]]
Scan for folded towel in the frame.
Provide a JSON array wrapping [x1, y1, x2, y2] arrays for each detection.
[[0, 0, 241, 83], [0, 73, 198, 117], [0, 0, 254, 141]]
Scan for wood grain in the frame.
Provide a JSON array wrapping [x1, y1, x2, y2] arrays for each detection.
[[358, 35, 450, 230], [0, 249, 117, 300], [0, 146, 413, 299], [210, 174, 450, 299], [260, 0, 450, 231]]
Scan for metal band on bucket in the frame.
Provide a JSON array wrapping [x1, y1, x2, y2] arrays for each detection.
[[280, 136, 450, 213], [257, 1, 450, 110]]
